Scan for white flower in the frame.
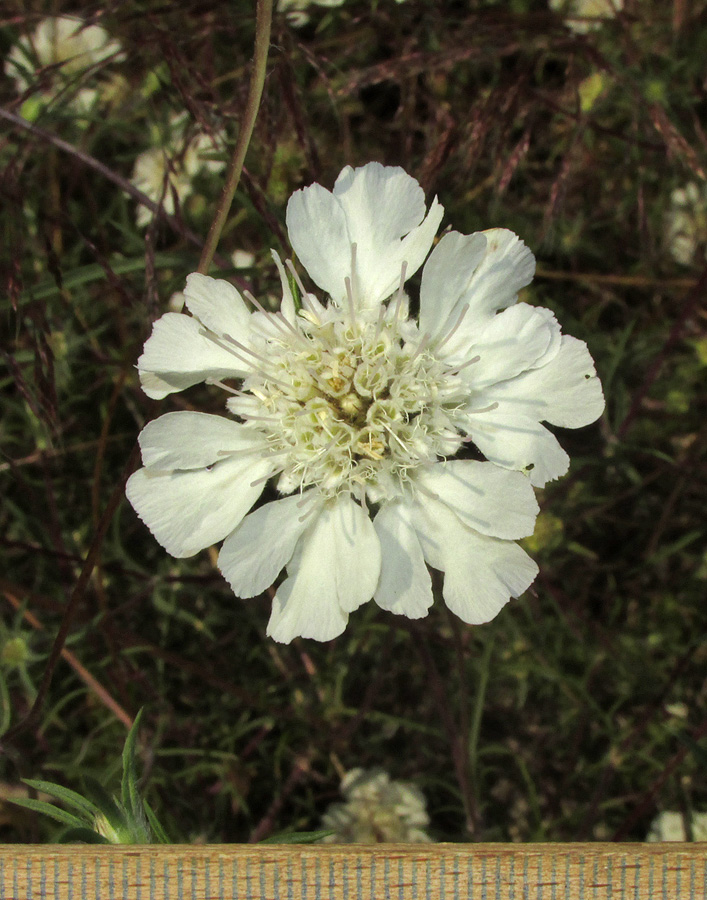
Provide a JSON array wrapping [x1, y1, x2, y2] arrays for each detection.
[[646, 810, 707, 842], [127, 163, 604, 642], [278, 0, 345, 28], [5, 16, 124, 113], [549, 0, 623, 33], [131, 114, 226, 228], [665, 183, 707, 266], [321, 769, 432, 843]]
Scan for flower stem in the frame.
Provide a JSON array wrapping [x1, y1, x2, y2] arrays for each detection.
[[197, 0, 274, 275]]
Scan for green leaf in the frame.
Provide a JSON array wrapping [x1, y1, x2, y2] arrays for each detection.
[[8, 797, 88, 830], [121, 709, 144, 818], [23, 779, 99, 820], [286, 266, 302, 312], [260, 830, 334, 844], [83, 777, 125, 824], [144, 800, 170, 844], [58, 827, 110, 845]]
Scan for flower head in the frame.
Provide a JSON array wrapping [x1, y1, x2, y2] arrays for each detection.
[[549, 0, 623, 33], [130, 113, 226, 227], [127, 163, 603, 642], [278, 0, 345, 27], [665, 182, 707, 266], [646, 810, 707, 842], [321, 768, 432, 843], [5, 15, 124, 113]]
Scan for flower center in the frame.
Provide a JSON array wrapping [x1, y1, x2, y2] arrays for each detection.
[[229, 305, 470, 501]]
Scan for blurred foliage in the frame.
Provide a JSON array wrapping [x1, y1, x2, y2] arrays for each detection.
[[1, 0, 706, 845]]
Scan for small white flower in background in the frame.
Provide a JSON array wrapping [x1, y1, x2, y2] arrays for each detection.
[[278, 0, 344, 28], [131, 113, 226, 228], [665, 183, 707, 266], [5, 15, 124, 114], [126, 162, 604, 643], [646, 810, 707, 842], [321, 769, 432, 843], [549, 0, 623, 33], [231, 250, 256, 270]]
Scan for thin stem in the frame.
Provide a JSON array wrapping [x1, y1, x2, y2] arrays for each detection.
[[197, 0, 274, 274]]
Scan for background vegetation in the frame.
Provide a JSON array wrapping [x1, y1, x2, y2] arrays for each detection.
[[1, 0, 706, 844]]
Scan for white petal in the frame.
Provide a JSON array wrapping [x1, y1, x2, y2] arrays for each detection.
[[333, 163, 443, 307], [417, 461, 538, 540], [458, 303, 558, 386], [334, 163, 427, 244], [464, 408, 570, 487], [286, 182, 352, 304], [422, 229, 535, 346], [467, 228, 536, 318], [286, 163, 442, 309], [419, 231, 488, 339], [138, 411, 266, 470], [266, 496, 381, 642], [219, 492, 316, 598], [410, 496, 538, 624], [183, 273, 252, 340], [373, 501, 433, 618], [486, 335, 605, 429], [137, 313, 250, 399], [125, 454, 273, 557]]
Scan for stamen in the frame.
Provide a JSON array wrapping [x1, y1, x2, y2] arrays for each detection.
[[373, 301, 387, 342], [435, 303, 470, 353], [207, 379, 259, 401], [249, 471, 274, 488], [465, 401, 499, 415], [446, 354, 481, 376], [409, 331, 431, 364], [344, 275, 357, 327], [350, 243, 359, 307], [391, 261, 408, 327]]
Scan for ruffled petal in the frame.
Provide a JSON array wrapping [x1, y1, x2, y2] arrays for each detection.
[[334, 163, 443, 308], [219, 492, 317, 598], [138, 411, 266, 470], [463, 408, 570, 487], [484, 335, 605, 429], [373, 501, 433, 618], [137, 313, 250, 399], [410, 495, 538, 624], [125, 453, 273, 557], [419, 231, 488, 339], [416, 461, 538, 540], [421, 229, 535, 348], [452, 303, 559, 384], [183, 273, 252, 341], [266, 496, 381, 642], [286, 163, 442, 309]]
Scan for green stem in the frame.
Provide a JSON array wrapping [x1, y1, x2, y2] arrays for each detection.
[[198, 0, 274, 275]]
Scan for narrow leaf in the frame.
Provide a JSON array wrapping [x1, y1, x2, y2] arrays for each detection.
[[23, 779, 99, 820], [8, 797, 88, 830], [58, 827, 110, 845], [121, 708, 144, 817], [144, 800, 170, 844]]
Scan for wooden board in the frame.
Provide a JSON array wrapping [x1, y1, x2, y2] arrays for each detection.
[[0, 843, 706, 900]]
